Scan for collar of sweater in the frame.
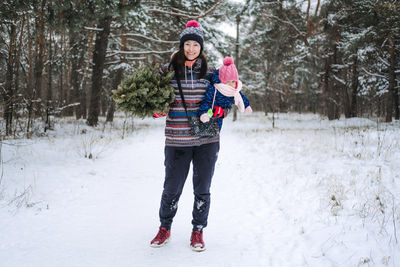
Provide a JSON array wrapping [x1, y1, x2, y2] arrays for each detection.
[[185, 59, 197, 67], [185, 58, 202, 70]]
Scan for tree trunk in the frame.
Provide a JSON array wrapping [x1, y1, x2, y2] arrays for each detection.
[[45, 30, 53, 131], [15, 18, 25, 105], [69, 31, 85, 119], [101, 91, 107, 116], [81, 83, 88, 119], [343, 86, 351, 118], [332, 44, 340, 119], [387, 36, 397, 122], [33, 0, 47, 115], [4, 23, 17, 136], [87, 16, 112, 127], [79, 28, 96, 120], [350, 54, 358, 117], [394, 82, 399, 120], [26, 14, 34, 134], [26, 14, 34, 99], [65, 35, 73, 116], [324, 57, 335, 120], [106, 68, 123, 122], [233, 14, 241, 122]]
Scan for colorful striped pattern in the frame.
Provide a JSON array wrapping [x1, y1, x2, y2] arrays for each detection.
[[161, 60, 219, 147]]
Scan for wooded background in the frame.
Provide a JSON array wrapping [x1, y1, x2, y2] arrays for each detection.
[[1, 0, 399, 138]]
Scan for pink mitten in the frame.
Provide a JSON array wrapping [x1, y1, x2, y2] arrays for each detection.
[[200, 113, 210, 123], [245, 106, 253, 114]]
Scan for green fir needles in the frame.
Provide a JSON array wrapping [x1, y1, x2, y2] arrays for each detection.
[[112, 64, 175, 117]]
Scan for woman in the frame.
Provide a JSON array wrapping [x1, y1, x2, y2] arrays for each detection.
[[150, 20, 219, 252]]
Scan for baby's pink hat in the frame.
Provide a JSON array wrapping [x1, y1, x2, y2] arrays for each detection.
[[219, 57, 238, 84]]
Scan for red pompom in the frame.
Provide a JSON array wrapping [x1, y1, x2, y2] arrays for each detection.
[[223, 57, 234, 66], [186, 20, 200, 28]]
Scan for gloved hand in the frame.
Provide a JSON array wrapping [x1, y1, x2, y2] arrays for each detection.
[[200, 113, 210, 123], [245, 106, 253, 114], [213, 106, 226, 118]]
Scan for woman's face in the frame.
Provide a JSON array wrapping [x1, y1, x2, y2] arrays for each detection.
[[183, 40, 201, 61]]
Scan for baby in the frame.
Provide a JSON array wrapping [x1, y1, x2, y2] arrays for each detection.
[[198, 57, 252, 130]]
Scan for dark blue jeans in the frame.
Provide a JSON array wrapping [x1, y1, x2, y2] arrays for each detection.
[[159, 142, 220, 231]]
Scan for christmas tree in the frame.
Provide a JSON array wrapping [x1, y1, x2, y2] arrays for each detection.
[[112, 64, 175, 117]]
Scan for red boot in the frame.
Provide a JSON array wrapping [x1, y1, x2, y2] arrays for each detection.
[[150, 227, 170, 248], [190, 231, 205, 252]]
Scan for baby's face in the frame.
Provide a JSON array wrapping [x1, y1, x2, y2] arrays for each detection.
[[224, 80, 237, 88]]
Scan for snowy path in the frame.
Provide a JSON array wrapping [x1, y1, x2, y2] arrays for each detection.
[[1, 113, 399, 267]]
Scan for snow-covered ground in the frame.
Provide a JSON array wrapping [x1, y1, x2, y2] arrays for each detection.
[[1, 112, 399, 267]]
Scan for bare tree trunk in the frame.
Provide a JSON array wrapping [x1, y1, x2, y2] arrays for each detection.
[[350, 54, 358, 117], [4, 23, 17, 136], [394, 82, 399, 120], [15, 17, 25, 103], [81, 84, 88, 119], [26, 14, 34, 134], [343, 86, 351, 118], [101, 91, 107, 116], [79, 29, 95, 120], [58, 30, 69, 116], [87, 16, 112, 126], [332, 45, 340, 119], [69, 31, 85, 119], [232, 14, 241, 122], [107, 68, 123, 122], [45, 29, 53, 131], [65, 34, 73, 116], [33, 0, 47, 115], [324, 56, 335, 120], [387, 36, 397, 122]]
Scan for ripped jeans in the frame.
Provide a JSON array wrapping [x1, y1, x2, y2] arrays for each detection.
[[159, 142, 220, 231]]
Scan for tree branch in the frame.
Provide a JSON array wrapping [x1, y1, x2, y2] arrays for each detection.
[[333, 74, 347, 85], [315, 0, 321, 16], [362, 67, 387, 79], [147, 0, 225, 19], [265, 15, 309, 46], [107, 48, 175, 57], [378, 56, 390, 67], [119, 33, 179, 44]]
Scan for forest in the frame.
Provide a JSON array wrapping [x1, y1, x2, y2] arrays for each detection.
[[1, 0, 399, 138]]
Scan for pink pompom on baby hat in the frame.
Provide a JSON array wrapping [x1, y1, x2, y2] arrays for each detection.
[[219, 57, 239, 85]]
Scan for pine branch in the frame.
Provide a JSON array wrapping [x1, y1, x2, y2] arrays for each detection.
[[361, 67, 387, 79], [147, 0, 225, 19], [332, 74, 347, 85], [107, 48, 175, 56], [119, 33, 179, 44], [378, 56, 390, 67], [265, 14, 309, 46]]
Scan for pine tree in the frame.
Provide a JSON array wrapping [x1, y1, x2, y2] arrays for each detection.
[[112, 64, 175, 117]]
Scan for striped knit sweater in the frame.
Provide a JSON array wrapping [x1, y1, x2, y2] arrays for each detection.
[[161, 59, 219, 147]]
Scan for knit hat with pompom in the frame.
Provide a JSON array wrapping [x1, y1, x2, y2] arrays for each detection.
[[180, 20, 204, 50], [219, 57, 239, 84]]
